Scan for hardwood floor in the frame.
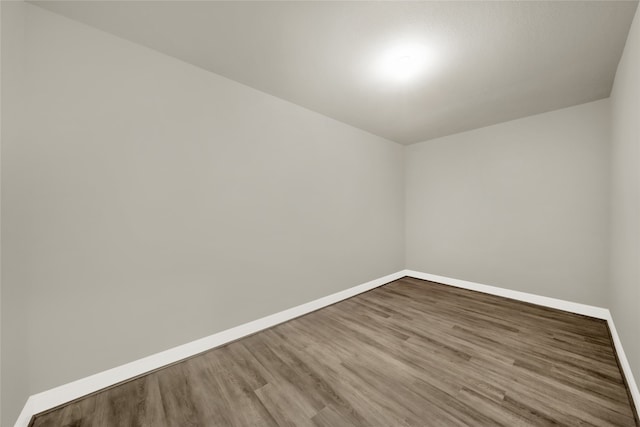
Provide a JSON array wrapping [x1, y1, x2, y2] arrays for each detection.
[[31, 277, 638, 426]]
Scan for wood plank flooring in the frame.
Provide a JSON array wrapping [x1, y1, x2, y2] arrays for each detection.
[[31, 277, 639, 426]]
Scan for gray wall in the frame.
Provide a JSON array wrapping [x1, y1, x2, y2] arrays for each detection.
[[1, 5, 404, 425], [610, 6, 640, 386], [405, 99, 611, 306], [1, 1, 28, 425]]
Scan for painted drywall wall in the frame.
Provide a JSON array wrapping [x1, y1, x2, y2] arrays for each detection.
[[1, 4, 404, 425], [406, 99, 611, 307], [1, 1, 29, 425], [610, 6, 640, 386], [0, 4, 3, 424]]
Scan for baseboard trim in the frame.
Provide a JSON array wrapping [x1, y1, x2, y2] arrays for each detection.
[[603, 310, 640, 419], [14, 270, 407, 427], [404, 270, 610, 318], [15, 269, 639, 425], [406, 270, 610, 319], [403, 269, 639, 416]]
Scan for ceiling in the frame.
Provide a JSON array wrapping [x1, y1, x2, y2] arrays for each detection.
[[31, 1, 638, 145]]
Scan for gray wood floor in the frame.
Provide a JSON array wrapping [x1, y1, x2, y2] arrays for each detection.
[[31, 277, 638, 426]]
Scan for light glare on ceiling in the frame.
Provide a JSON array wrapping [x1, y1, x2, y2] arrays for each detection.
[[375, 42, 436, 84]]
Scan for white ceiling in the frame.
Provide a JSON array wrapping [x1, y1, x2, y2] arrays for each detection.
[[31, 1, 638, 145]]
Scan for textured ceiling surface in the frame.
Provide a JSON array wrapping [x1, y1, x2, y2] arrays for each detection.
[[32, 1, 639, 144]]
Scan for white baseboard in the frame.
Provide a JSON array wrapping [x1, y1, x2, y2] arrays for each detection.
[[15, 269, 639, 425], [404, 270, 611, 319], [13, 270, 407, 427], [603, 311, 640, 416]]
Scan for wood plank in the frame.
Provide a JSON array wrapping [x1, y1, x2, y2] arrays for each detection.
[[30, 278, 639, 426]]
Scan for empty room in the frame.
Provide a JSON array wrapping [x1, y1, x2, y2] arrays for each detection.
[[1, 0, 639, 426]]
